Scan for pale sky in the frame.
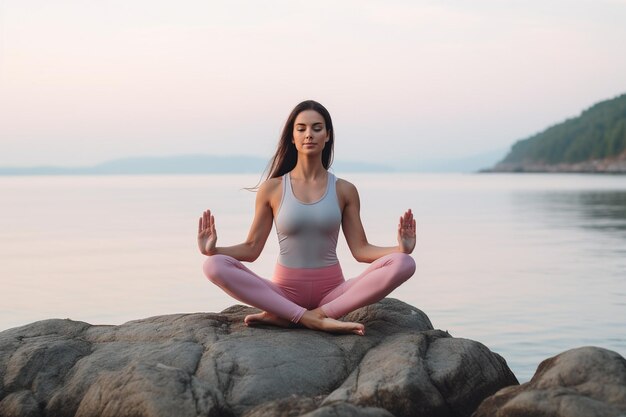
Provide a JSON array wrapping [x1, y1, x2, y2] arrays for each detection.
[[1, 0, 626, 168]]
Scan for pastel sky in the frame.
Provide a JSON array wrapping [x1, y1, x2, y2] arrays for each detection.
[[1, 0, 625, 167]]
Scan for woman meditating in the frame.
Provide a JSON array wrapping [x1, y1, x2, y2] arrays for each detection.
[[198, 100, 416, 336]]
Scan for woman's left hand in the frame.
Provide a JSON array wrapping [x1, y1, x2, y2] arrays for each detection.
[[397, 208, 417, 254]]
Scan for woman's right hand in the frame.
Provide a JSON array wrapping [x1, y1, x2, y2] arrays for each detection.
[[198, 209, 217, 255]]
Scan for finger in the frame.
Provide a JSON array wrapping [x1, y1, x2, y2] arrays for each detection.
[[210, 215, 216, 231], [207, 210, 214, 229], [198, 217, 202, 233], [402, 211, 413, 227]]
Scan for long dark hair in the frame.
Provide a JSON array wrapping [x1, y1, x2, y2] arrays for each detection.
[[247, 100, 335, 191]]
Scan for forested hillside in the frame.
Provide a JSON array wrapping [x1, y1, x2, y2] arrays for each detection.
[[500, 93, 626, 165]]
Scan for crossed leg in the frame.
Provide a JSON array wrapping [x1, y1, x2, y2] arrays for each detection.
[[203, 254, 306, 323], [202, 252, 416, 335], [297, 252, 416, 335], [317, 252, 416, 319], [203, 255, 363, 334]]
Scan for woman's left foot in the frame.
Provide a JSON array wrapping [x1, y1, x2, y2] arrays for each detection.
[[244, 311, 292, 328], [299, 308, 365, 336]]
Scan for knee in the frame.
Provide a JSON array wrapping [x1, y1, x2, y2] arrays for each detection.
[[202, 254, 233, 285], [387, 252, 416, 282]]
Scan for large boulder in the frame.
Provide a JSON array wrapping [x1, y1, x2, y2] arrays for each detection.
[[473, 346, 626, 417], [0, 299, 517, 417]]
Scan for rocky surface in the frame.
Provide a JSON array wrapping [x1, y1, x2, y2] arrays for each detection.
[[473, 346, 626, 417], [0, 299, 518, 417]]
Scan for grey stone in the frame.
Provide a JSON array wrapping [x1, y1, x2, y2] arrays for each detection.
[[323, 331, 517, 417], [301, 402, 396, 417], [241, 394, 323, 417], [472, 346, 626, 417], [0, 298, 517, 417], [0, 390, 40, 417]]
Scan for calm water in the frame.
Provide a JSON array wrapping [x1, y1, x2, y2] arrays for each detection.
[[1, 173, 625, 382]]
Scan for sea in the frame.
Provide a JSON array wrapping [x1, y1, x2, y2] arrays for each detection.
[[1, 172, 624, 382]]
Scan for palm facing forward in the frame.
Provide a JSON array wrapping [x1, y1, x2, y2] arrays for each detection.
[[198, 209, 217, 255], [397, 208, 417, 254]]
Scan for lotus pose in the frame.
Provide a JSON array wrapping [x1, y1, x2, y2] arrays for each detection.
[[198, 100, 416, 336]]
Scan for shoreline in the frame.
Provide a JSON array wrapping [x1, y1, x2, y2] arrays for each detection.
[[482, 152, 626, 173]]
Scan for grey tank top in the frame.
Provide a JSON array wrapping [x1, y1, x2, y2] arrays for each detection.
[[275, 171, 342, 269]]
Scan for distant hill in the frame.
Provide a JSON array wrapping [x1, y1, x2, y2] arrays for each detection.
[[0, 155, 395, 175], [489, 93, 626, 173], [0, 149, 522, 176], [399, 148, 508, 173]]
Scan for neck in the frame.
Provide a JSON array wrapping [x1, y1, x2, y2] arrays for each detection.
[[291, 155, 327, 180]]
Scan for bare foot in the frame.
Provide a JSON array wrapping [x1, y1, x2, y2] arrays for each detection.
[[299, 308, 365, 336], [244, 311, 292, 328]]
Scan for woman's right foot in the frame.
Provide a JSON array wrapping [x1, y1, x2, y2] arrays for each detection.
[[299, 308, 365, 336], [244, 311, 292, 328]]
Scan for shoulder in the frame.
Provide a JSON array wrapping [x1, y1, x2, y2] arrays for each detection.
[[335, 177, 360, 205], [257, 176, 283, 206], [259, 176, 282, 191], [336, 177, 358, 194]]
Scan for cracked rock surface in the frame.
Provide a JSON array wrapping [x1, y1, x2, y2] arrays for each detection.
[[472, 346, 626, 417], [0, 299, 518, 417]]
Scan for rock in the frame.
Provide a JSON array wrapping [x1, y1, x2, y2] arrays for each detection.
[[472, 346, 626, 417], [301, 403, 395, 417], [322, 331, 517, 416], [0, 299, 517, 417], [240, 395, 394, 417]]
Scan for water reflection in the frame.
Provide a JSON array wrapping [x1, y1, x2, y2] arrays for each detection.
[[514, 190, 626, 239], [574, 192, 626, 234]]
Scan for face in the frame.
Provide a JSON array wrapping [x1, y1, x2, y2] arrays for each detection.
[[292, 110, 330, 154]]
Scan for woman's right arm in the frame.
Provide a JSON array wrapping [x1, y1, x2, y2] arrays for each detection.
[[197, 179, 276, 262]]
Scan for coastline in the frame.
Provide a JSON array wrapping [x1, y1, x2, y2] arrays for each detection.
[[481, 152, 626, 173]]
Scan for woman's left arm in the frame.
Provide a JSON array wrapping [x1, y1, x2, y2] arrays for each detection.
[[340, 180, 416, 263]]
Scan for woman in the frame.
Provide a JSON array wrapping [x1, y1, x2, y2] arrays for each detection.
[[198, 100, 416, 336]]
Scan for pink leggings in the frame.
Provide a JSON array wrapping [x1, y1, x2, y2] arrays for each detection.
[[202, 252, 416, 323]]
